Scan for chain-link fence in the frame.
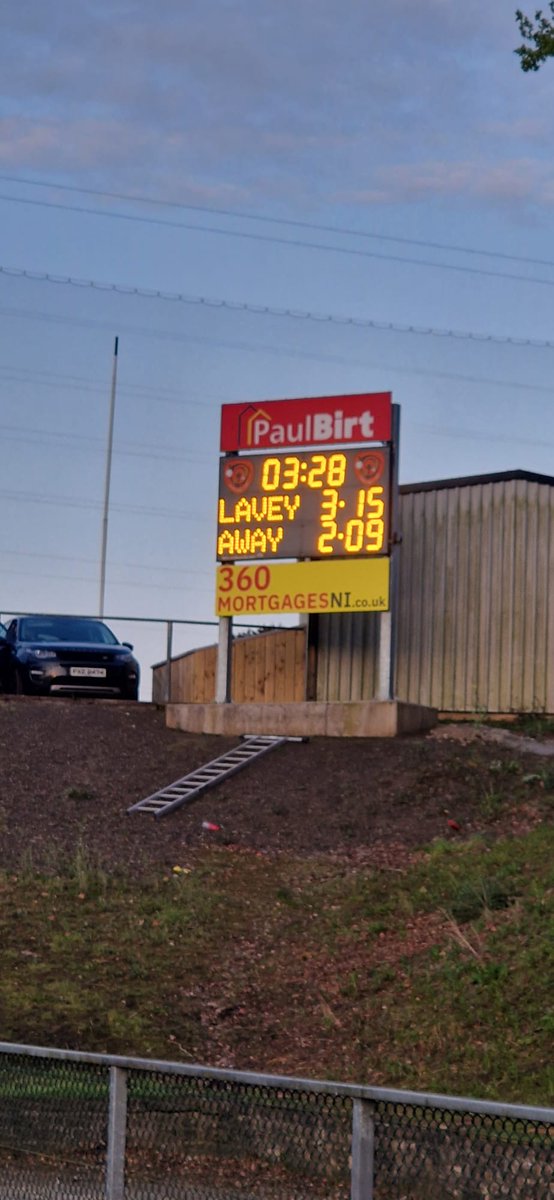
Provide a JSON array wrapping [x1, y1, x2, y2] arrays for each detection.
[[0, 1044, 552, 1199]]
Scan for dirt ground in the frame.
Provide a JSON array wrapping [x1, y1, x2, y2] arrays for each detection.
[[1, 696, 552, 874]]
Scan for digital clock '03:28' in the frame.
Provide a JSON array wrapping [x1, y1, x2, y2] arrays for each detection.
[[217, 448, 390, 561]]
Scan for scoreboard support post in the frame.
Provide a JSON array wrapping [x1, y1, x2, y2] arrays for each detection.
[[216, 615, 233, 703], [377, 403, 400, 701], [377, 613, 393, 702]]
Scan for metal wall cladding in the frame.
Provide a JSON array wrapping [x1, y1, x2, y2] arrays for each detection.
[[316, 479, 554, 712]]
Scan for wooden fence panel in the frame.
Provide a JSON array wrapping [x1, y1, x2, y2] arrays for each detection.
[[153, 629, 306, 704]]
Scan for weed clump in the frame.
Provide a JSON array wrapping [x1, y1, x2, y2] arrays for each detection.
[[65, 786, 96, 802], [450, 876, 515, 924]]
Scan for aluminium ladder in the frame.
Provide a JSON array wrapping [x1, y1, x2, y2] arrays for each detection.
[[128, 735, 302, 819]]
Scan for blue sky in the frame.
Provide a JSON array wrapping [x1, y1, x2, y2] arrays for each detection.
[[1, 0, 554, 694]]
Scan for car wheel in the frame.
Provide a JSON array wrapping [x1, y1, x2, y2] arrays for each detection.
[[123, 684, 139, 702]]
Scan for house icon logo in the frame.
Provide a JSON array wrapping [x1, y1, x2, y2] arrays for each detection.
[[237, 405, 272, 447]]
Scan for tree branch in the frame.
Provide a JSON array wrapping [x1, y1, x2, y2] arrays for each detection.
[[515, 4, 554, 70]]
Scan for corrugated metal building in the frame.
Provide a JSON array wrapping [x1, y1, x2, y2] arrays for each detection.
[[315, 470, 554, 713]]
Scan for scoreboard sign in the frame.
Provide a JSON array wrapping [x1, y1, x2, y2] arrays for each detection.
[[215, 392, 396, 616], [217, 447, 390, 561]]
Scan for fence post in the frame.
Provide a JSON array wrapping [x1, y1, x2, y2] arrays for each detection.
[[216, 615, 232, 702], [351, 1098, 374, 1200], [106, 1065, 127, 1200], [165, 620, 174, 704]]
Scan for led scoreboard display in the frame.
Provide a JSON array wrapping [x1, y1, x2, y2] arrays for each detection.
[[217, 447, 390, 561]]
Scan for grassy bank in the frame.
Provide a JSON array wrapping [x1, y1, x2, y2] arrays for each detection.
[[0, 828, 552, 1105]]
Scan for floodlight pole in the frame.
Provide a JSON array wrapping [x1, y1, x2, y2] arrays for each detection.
[[99, 336, 119, 618]]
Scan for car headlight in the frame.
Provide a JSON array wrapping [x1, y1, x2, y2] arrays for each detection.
[[30, 649, 57, 659], [113, 651, 133, 662]]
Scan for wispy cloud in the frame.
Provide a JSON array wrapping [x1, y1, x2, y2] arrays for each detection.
[[336, 158, 554, 209], [1, 0, 553, 217]]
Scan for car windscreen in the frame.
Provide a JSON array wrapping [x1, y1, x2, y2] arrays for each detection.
[[19, 618, 120, 645]]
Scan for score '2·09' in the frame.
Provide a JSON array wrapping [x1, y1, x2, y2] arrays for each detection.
[[317, 484, 385, 554], [217, 448, 390, 561]]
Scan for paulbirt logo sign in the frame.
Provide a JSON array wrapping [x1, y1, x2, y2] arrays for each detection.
[[220, 392, 392, 452]]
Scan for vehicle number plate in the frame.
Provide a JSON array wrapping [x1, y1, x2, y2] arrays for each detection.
[[69, 667, 107, 678]]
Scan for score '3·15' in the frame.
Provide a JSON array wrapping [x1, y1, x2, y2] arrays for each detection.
[[317, 486, 385, 554]]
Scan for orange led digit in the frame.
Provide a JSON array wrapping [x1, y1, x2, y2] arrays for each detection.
[[365, 519, 384, 551], [307, 454, 327, 487], [320, 487, 339, 519], [366, 486, 385, 516], [281, 456, 300, 489], [261, 458, 281, 490], [317, 519, 337, 554], [344, 519, 364, 553], [327, 453, 346, 486]]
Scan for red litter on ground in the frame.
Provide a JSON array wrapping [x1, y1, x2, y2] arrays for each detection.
[[202, 821, 221, 832]]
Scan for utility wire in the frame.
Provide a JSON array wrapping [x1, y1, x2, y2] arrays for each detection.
[[1, 546, 211, 577], [2, 170, 554, 270], [0, 365, 229, 410], [0, 361, 230, 405], [0, 422, 210, 464], [416, 422, 553, 449], [2, 263, 553, 349], [0, 487, 206, 521], [3, 564, 214, 593], [2, 192, 554, 287], [1, 351, 553, 404]]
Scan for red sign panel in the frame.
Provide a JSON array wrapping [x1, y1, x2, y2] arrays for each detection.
[[220, 392, 392, 452]]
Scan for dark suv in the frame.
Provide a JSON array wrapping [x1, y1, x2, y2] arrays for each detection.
[[0, 615, 140, 700]]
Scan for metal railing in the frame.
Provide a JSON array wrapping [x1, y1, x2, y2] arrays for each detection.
[[0, 1043, 552, 1198]]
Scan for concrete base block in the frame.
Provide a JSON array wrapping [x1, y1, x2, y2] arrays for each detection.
[[166, 700, 437, 738]]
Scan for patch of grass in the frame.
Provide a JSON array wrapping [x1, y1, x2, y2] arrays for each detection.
[[488, 758, 520, 777], [449, 876, 515, 923], [501, 713, 554, 738], [479, 787, 505, 819], [523, 766, 554, 792], [0, 830, 552, 1104], [65, 786, 96, 801]]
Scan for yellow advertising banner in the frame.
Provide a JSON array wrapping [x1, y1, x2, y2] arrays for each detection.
[[215, 558, 390, 616]]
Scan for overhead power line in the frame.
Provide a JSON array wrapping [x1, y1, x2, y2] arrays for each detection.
[[0, 361, 230, 405], [2, 170, 554, 270], [2, 263, 554, 350], [3, 564, 213, 594], [3, 192, 554, 287], [0, 364, 230, 411], [1, 357, 552, 405], [0, 486, 206, 521], [1, 546, 211, 577], [0, 422, 210, 465]]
